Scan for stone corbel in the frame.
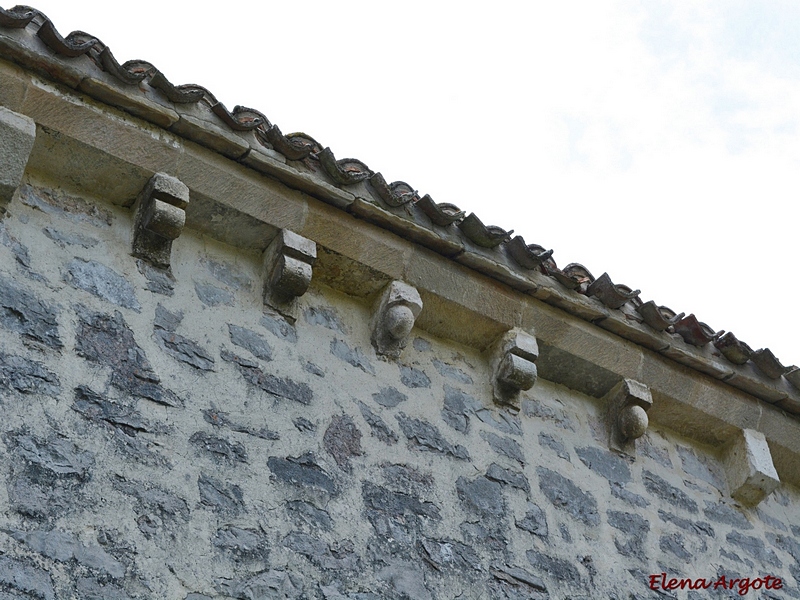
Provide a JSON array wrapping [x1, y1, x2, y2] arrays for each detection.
[[371, 281, 422, 359], [723, 429, 780, 506], [605, 379, 652, 454], [0, 106, 36, 214], [491, 328, 539, 407], [131, 173, 190, 267], [262, 229, 317, 319]]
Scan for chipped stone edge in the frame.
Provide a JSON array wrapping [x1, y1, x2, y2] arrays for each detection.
[[722, 429, 780, 507]]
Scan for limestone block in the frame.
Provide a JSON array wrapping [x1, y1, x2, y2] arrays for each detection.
[[131, 173, 189, 267], [723, 429, 780, 506], [605, 378, 652, 455], [263, 229, 317, 318], [491, 328, 539, 407], [371, 281, 423, 359], [0, 106, 36, 211]]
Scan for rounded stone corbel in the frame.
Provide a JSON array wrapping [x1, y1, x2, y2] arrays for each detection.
[[370, 281, 422, 359], [604, 378, 652, 455]]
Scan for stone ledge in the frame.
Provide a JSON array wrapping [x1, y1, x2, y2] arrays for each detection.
[[78, 76, 179, 129]]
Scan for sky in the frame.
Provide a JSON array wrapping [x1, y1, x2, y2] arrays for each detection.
[[15, 0, 800, 365]]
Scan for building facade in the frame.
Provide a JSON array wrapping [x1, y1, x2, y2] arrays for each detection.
[[1, 6, 800, 599]]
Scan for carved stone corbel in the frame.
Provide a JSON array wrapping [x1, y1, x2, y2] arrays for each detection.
[[605, 379, 652, 454], [131, 173, 189, 267], [370, 281, 422, 359], [0, 106, 36, 214], [491, 328, 539, 407], [723, 429, 780, 506], [262, 229, 317, 318]]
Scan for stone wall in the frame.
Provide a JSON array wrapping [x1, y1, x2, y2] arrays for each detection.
[[0, 177, 798, 599]]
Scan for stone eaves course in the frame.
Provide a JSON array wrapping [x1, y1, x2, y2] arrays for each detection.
[[0, 7, 799, 464]]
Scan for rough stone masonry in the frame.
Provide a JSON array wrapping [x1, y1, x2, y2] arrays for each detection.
[[0, 179, 796, 599]]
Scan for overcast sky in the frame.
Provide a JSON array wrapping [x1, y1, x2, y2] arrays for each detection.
[[18, 1, 800, 365]]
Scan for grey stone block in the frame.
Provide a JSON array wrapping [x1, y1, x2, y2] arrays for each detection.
[[642, 470, 698, 513], [0, 106, 35, 210], [491, 328, 539, 407], [381, 463, 433, 492], [190, 431, 248, 464], [723, 428, 780, 507], [358, 401, 398, 445], [304, 305, 346, 332], [515, 502, 548, 537], [64, 258, 141, 311], [261, 310, 298, 342], [526, 549, 582, 584], [372, 386, 407, 408], [0, 351, 61, 396], [8, 529, 125, 578], [131, 173, 189, 267], [228, 323, 273, 361], [267, 453, 338, 496], [286, 500, 333, 531], [456, 476, 505, 518], [539, 432, 570, 461], [137, 259, 175, 296], [481, 430, 525, 465], [283, 531, 358, 570], [0, 555, 55, 600], [330, 338, 374, 374], [263, 229, 317, 315], [198, 473, 244, 514], [0, 278, 63, 348], [214, 526, 269, 561], [154, 319, 215, 371], [418, 537, 482, 572], [10, 433, 93, 480], [400, 364, 431, 388], [432, 358, 472, 383], [441, 385, 479, 434], [194, 281, 235, 307], [222, 350, 312, 404], [362, 480, 440, 520], [702, 501, 751, 530], [395, 413, 470, 460], [537, 467, 599, 526], [607, 510, 649, 559], [658, 510, 716, 537], [323, 414, 363, 472], [203, 406, 279, 441], [726, 531, 782, 566], [576, 445, 631, 484], [486, 463, 530, 492]]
